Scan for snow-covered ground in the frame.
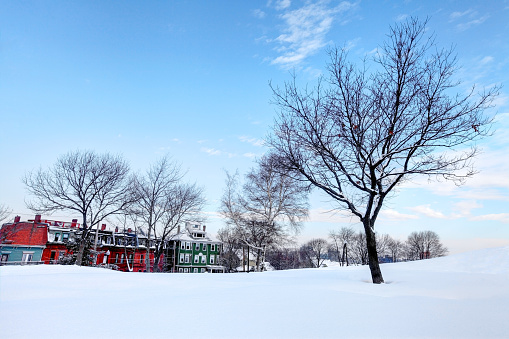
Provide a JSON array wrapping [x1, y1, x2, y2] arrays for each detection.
[[1, 247, 509, 339]]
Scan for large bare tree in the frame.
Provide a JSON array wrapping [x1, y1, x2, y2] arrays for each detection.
[[23, 150, 134, 265], [269, 18, 498, 283], [220, 152, 310, 271]]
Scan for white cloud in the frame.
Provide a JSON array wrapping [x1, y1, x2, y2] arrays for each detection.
[[470, 213, 509, 223], [449, 9, 474, 21], [201, 147, 221, 156], [275, 0, 291, 11], [395, 14, 408, 21], [252, 9, 266, 19], [479, 56, 494, 65], [457, 15, 489, 31], [271, 0, 356, 68], [380, 209, 419, 221], [243, 153, 257, 158], [239, 135, 265, 147], [409, 204, 449, 219]]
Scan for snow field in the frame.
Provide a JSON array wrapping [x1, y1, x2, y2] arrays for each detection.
[[1, 246, 509, 338]]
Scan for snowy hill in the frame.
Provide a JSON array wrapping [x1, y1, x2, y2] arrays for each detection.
[[1, 246, 509, 338]]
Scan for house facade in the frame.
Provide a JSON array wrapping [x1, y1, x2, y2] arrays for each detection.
[[0, 215, 48, 264], [171, 222, 224, 273], [1, 216, 224, 273]]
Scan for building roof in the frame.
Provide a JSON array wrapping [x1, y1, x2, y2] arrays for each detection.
[[0, 222, 48, 247]]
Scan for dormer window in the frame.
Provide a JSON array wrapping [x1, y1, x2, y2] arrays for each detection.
[[62, 233, 69, 242], [54, 233, 60, 242]]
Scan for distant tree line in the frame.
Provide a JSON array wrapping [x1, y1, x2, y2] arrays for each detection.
[[260, 228, 448, 271]]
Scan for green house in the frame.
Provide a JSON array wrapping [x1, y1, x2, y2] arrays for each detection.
[[170, 222, 224, 273]]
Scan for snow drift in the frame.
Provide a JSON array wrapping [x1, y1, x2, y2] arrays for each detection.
[[1, 246, 508, 338]]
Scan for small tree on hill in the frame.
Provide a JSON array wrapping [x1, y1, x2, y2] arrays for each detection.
[[269, 18, 498, 283]]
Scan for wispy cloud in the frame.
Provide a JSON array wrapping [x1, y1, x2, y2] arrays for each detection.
[[271, 0, 356, 68], [380, 209, 419, 221], [395, 14, 408, 21], [449, 9, 475, 21], [470, 213, 509, 223], [243, 152, 257, 158], [252, 9, 266, 19], [275, 0, 291, 11], [449, 9, 489, 31], [239, 135, 265, 147], [479, 56, 494, 65], [409, 204, 449, 219], [201, 147, 222, 156]]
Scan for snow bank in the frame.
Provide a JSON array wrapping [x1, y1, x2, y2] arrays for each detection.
[[1, 246, 508, 338]]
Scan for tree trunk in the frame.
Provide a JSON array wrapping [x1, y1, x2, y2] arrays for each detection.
[[364, 222, 384, 284]]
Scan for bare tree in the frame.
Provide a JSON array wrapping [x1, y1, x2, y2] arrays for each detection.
[[132, 156, 184, 272], [387, 237, 405, 263], [329, 227, 355, 266], [23, 150, 134, 265], [217, 226, 241, 272], [0, 203, 12, 225], [406, 230, 448, 260], [269, 18, 498, 283], [301, 238, 329, 268], [153, 182, 205, 272], [220, 152, 310, 271], [351, 232, 368, 265]]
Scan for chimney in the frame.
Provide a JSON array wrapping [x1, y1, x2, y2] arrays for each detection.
[[14, 216, 21, 223], [115, 226, 118, 233], [177, 225, 181, 234], [127, 228, 132, 233], [203, 225, 206, 232], [101, 224, 106, 231], [71, 219, 78, 228], [34, 215, 42, 223]]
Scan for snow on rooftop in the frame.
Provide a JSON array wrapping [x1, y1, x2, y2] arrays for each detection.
[[1, 246, 508, 338]]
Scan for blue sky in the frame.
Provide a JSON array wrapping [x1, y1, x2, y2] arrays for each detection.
[[1, 0, 508, 254]]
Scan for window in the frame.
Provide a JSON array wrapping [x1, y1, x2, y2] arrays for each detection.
[[103, 254, 109, 264], [211, 244, 215, 251], [129, 254, 133, 264], [194, 255, 199, 263], [184, 268, 189, 273], [210, 256, 215, 264], [141, 254, 145, 263], [179, 254, 184, 263], [54, 233, 60, 242], [115, 254, 119, 263], [202, 243, 207, 251], [62, 233, 69, 242], [22, 252, 33, 262], [193, 268, 198, 273], [179, 268, 183, 273], [180, 242, 185, 250], [1, 253, 9, 262], [201, 255, 206, 264], [195, 243, 200, 250], [120, 254, 125, 264], [50, 251, 56, 261], [185, 242, 191, 250], [201, 268, 205, 273], [185, 254, 190, 263]]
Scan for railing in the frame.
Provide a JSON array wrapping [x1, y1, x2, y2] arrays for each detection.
[[0, 261, 44, 266]]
